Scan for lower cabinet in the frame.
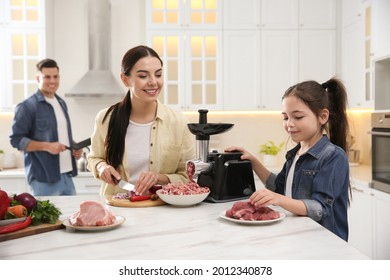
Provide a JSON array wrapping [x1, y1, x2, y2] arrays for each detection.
[[0, 173, 101, 195], [348, 180, 374, 258], [348, 178, 390, 259], [72, 175, 101, 195], [372, 189, 390, 259], [0, 177, 29, 194]]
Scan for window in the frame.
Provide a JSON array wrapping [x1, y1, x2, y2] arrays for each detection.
[[0, 0, 46, 111]]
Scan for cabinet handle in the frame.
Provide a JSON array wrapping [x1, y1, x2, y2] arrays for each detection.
[[85, 185, 100, 188], [351, 186, 364, 192]]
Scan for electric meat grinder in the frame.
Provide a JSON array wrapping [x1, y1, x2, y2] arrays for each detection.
[[186, 109, 256, 202]]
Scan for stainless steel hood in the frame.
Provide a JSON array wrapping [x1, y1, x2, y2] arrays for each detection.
[[65, 0, 124, 98]]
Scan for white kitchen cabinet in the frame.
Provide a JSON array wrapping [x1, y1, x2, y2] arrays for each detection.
[[261, 30, 298, 109], [72, 175, 101, 195], [223, 31, 261, 110], [0, 177, 29, 194], [146, 0, 222, 111], [341, 0, 364, 28], [146, 0, 222, 30], [299, 30, 336, 82], [372, 188, 390, 259], [223, 0, 260, 29], [341, 19, 367, 108], [261, 0, 298, 29], [371, 0, 390, 60], [260, 29, 336, 108], [147, 0, 337, 111], [299, 0, 336, 29], [348, 179, 374, 258], [341, 0, 374, 109]]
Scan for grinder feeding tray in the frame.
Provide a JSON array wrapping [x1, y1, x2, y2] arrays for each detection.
[[186, 109, 256, 202]]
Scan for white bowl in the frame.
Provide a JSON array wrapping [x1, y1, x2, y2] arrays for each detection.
[[156, 189, 210, 206]]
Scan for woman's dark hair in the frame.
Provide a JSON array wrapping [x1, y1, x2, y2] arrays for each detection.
[[102, 45, 163, 169], [282, 77, 349, 153]]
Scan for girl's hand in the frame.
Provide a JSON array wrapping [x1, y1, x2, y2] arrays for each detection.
[[224, 146, 256, 162], [249, 188, 283, 208], [135, 171, 159, 195]]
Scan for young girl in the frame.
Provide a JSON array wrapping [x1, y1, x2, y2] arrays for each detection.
[[226, 78, 350, 241], [87, 46, 195, 196]]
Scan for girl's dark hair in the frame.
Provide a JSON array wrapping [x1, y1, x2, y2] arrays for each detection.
[[102, 45, 163, 169], [282, 77, 349, 153]]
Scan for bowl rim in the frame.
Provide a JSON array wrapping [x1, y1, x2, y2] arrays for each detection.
[[156, 189, 210, 196]]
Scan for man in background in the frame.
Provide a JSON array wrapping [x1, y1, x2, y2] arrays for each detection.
[[10, 58, 82, 195]]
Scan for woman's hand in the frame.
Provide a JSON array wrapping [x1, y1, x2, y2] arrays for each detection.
[[135, 171, 160, 195], [97, 162, 120, 185], [249, 188, 283, 208]]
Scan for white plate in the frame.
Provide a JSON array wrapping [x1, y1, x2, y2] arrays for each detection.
[[62, 215, 125, 232], [0, 217, 26, 226], [219, 210, 286, 225]]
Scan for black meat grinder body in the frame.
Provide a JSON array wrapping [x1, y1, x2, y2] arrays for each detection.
[[186, 109, 256, 202]]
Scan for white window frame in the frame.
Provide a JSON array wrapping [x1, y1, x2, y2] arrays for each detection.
[[0, 0, 46, 111]]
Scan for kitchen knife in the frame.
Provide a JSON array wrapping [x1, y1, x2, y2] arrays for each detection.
[[111, 175, 135, 192], [65, 138, 91, 150]]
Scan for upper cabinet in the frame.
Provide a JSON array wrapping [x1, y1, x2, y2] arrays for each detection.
[[341, 0, 374, 109], [146, 0, 337, 111], [146, 0, 222, 30], [223, 0, 337, 110], [371, 0, 390, 60], [146, 0, 222, 111]]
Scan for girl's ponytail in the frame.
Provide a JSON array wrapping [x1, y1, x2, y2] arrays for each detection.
[[322, 78, 349, 152]]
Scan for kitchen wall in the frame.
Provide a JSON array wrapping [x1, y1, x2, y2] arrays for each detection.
[[0, 0, 373, 168]]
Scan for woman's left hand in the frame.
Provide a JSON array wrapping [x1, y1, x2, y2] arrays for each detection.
[[135, 171, 159, 195]]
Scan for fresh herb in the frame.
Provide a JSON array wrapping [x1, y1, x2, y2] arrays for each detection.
[[29, 200, 62, 226]]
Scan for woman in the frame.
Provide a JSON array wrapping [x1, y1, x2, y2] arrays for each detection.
[[226, 78, 350, 241], [87, 45, 195, 196]]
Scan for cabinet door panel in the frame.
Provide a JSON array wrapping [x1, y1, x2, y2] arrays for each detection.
[[261, 31, 298, 109], [299, 0, 336, 29], [342, 21, 366, 108], [223, 0, 260, 29], [373, 190, 390, 260], [348, 185, 373, 258], [299, 30, 336, 82], [223, 31, 260, 110], [261, 0, 298, 29]]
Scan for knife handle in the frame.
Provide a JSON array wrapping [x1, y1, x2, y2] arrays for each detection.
[[111, 175, 119, 185]]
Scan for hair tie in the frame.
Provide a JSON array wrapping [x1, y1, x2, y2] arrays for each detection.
[[321, 82, 328, 89]]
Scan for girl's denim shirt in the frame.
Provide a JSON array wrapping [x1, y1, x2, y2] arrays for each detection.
[[10, 90, 77, 184], [266, 135, 349, 241]]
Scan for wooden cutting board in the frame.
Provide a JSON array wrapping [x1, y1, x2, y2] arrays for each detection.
[[105, 196, 165, 207], [0, 220, 63, 242]]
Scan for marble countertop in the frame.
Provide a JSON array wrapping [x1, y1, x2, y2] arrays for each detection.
[[0, 194, 369, 260]]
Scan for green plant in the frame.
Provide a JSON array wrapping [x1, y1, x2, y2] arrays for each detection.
[[260, 141, 284, 156]]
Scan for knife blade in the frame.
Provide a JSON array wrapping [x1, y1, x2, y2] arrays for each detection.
[[111, 175, 135, 192]]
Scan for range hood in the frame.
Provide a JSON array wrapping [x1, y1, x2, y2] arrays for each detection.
[[65, 0, 124, 98]]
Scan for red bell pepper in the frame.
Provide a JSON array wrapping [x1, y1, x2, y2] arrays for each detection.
[[130, 195, 151, 202], [0, 189, 11, 220]]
